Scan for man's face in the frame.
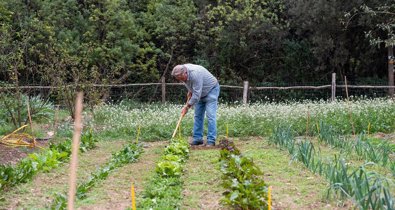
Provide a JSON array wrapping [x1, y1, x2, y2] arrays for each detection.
[[175, 72, 187, 82]]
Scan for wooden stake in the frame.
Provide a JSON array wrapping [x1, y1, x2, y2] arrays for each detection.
[[67, 92, 84, 210], [27, 99, 33, 133]]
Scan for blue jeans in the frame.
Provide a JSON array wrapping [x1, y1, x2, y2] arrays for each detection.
[[193, 83, 220, 144]]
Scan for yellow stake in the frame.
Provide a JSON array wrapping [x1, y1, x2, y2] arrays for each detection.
[[136, 126, 141, 144], [131, 182, 136, 210], [268, 186, 272, 210], [226, 124, 229, 139], [367, 122, 371, 135]]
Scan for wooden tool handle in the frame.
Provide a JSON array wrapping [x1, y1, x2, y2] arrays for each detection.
[[171, 94, 191, 139], [172, 113, 184, 138]]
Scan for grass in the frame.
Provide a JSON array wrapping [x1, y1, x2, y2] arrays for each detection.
[[76, 141, 166, 209], [181, 137, 343, 209], [181, 148, 224, 209], [236, 137, 343, 209]]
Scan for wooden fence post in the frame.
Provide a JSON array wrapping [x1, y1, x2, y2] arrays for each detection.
[[388, 46, 394, 97], [161, 76, 166, 103], [243, 81, 249, 105], [331, 73, 336, 101]]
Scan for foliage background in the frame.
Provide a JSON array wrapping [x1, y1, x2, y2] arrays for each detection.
[[0, 0, 394, 100]]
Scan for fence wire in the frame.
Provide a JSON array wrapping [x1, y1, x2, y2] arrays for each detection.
[[0, 81, 393, 107]]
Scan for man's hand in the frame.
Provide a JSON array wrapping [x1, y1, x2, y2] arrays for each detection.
[[181, 105, 189, 116]]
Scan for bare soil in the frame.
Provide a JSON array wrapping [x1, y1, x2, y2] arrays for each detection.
[[0, 139, 49, 165]]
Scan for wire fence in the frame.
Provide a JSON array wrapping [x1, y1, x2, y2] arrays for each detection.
[[0, 78, 393, 130], [0, 80, 393, 106]]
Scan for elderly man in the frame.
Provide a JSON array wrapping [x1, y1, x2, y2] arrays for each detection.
[[171, 64, 220, 146]]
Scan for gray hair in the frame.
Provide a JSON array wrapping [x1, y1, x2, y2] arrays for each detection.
[[171, 65, 186, 77]]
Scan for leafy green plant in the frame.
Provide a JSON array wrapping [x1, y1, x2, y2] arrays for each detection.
[[164, 142, 189, 159], [155, 161, 182, 177], [50, 193, 67, 210], [0, 130, 97, 191], [139, 176, 183, 209], [219, 139, 268, 209], [139, 136, 189, 209]]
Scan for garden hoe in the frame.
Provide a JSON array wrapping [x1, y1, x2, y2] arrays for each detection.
[[171, 95, 191, 138]]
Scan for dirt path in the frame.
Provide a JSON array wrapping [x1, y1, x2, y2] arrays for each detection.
[[181, 147, 224, 210], [237, 137, 347, 210], [76, 141, 166, 210], [0, 140, 126, 209]]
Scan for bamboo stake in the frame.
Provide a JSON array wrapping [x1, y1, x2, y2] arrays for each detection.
[[67, 92, 84, 210], [27, 100, 33, 133], [344, 77, 356, 136]]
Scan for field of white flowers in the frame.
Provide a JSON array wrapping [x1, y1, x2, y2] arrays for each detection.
[[88, 98, 395, 141]]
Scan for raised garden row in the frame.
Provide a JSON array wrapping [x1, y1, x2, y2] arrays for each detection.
[[0, 130, 97, 191], [270, 125, 395, 209]]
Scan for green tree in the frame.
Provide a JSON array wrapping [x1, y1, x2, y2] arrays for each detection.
[[358, 4, 394, 46], [197, 0, 287, 84], [142, 0, 198, 79], [287, 0, 391, 83]]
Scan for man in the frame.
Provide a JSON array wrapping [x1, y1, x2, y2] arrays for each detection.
[[171, 64, 220, 146]]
